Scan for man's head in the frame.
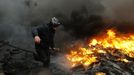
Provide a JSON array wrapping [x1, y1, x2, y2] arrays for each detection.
[[51, 17, 60, 27]]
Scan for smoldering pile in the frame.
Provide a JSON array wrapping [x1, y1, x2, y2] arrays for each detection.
[[64, 28, 134, 75], [49, 45, 134, 75], [71, 48, 134, 75]]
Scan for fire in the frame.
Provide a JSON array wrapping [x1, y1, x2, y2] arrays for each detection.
[[66, 48, 98, 67], [90, 29, 134, 57], [66, 28, 134, 68], [95, 72, 106, 75], [117, 58, 129, 63]]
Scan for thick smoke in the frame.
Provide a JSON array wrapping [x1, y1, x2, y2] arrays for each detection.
[[0, 0, 134, 75], [0, 0, 34, 50], [30, 0, 105, 39], [101, 0, 134, 33], [0, 0, 105, 49], [101, 0, 134, 23], [0, 0, 134, 49]]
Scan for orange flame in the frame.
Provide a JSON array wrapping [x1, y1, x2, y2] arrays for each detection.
[[95, 72, 106, 75], [90, 29, 134, 57], [66, 28, 134, 68]]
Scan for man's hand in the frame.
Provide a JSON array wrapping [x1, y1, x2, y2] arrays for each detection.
[[34, 36, 41, 44]]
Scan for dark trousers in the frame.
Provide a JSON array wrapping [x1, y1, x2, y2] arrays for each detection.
[[35, 43, 50, 67], [4, 72, 14, 75]]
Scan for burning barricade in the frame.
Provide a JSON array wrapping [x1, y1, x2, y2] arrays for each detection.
[[66, 28, 134, 75]]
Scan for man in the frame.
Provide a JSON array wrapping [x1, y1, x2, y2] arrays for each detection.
[[32, 17, 60, 67]]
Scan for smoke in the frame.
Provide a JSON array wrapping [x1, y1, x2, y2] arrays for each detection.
[[0, 0, 33, 50], [101, 0, 134, 23], [30, 0, 105, 39], [30, 0, 104, 20], [100, 0, 134, 33], [0, 0, 105, 49], [0, 0, 134, 75], [0, 0, 134, 49], [32, 68, 53, 75]]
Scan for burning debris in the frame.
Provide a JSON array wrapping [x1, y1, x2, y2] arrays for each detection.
[[1, 28, 134, 75], [95, 72, 106, 75], [66, 28, 134, 75]]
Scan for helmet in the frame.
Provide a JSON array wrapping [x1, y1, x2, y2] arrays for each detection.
[[51, 17, 60, 27]]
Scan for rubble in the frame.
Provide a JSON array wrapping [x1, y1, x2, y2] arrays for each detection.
[[1, 34, 134, 75], [0, 41, 43, 75], [65, 29, 134, 75]]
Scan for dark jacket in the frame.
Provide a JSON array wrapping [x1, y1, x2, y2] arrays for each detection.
[[32, 22, 55, 49]]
